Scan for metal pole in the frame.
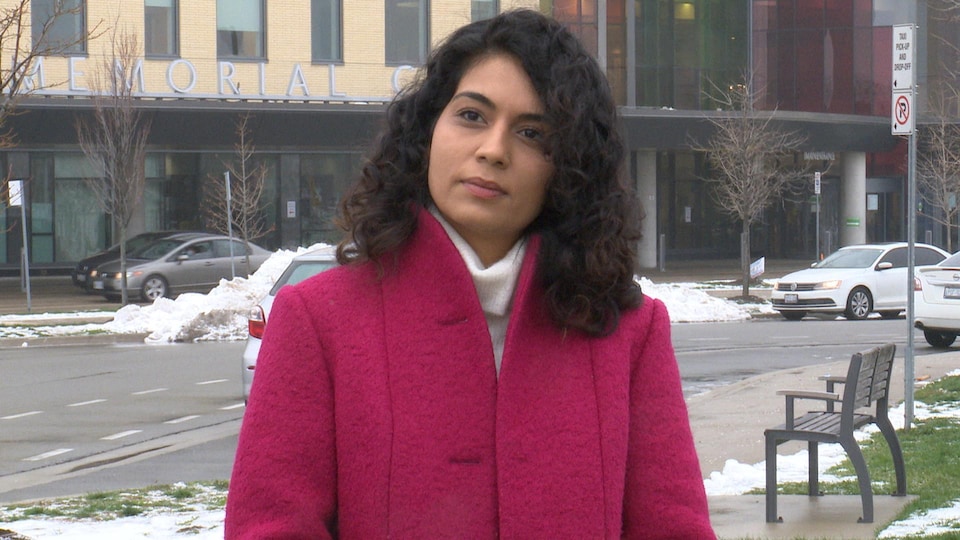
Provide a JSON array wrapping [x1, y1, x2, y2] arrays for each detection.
[[816, 196, 820, 259], [905, 126, 917, 430], [225, 171, 236, 279], [18, 185, 31, 313], [659, 233, 666, 272], [815, 171, 821, 260]]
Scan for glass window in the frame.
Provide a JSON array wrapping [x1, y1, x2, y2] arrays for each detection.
[[217, 0, 265, 59], [213, 239, 252, 257], [181, 241, 214, 260], [553, 0, 598, 56], [145, 0, 178, 57], [917, 248, 947, 266], [826, 28, 854, 113], [880, 247, 907, 268], [300, 153, 361, 245], [471, 0, 497, 22], [385, 0, 429, 65], [55, 180, 105, 262], [312, 0, 342, 62], [632, 0, 746, 109], [31, 0, 86, 54], [795, 29, 823, 111]]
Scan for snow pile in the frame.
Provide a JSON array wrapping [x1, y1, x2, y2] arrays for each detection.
[[0, 250, 772, 344]]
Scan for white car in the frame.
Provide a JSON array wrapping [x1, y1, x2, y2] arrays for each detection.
[[914, 251, 960, 348], [771, 243, 948, 321], [242, 247, 338, 401]]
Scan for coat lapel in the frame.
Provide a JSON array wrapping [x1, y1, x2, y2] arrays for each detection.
[[378, 211, 500, 535], [376, 209, 606, 537], [497, 239, 607, 538]]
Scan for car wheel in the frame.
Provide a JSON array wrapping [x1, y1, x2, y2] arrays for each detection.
[[924, 330, 957, 348], [141, 275, 169, 301], [879, 310, 901, 319], [781, 311, 806, 321], [844, 287, 872, 320]]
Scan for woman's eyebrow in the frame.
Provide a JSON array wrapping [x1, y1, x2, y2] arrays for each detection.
[[450, 91, 547, 123]]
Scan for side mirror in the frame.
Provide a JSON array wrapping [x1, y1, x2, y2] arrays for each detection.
[[177, 254, 189, 263], [876, 262, 893, 270]]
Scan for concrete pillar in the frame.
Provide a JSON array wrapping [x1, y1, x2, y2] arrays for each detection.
[[635, 149, 658, 269], [840, 151, 867, 246]]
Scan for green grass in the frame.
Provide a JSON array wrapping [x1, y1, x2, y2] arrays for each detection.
[[767, 375, 960, 537], [0, 480, 228, 522]]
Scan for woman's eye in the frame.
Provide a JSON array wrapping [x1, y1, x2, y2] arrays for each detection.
[[458, 109, 482, 122], [519, 127, 544, 140]]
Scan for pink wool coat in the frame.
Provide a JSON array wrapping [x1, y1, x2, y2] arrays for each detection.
[[226, 210, 715, 539]]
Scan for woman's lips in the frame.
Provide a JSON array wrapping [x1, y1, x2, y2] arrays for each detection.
[[462, 178, 505, 199]]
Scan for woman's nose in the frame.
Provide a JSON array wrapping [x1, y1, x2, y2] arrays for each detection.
[[476, 125, 510, 167]]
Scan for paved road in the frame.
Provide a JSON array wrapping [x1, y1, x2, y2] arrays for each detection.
[[1, 318, 952, 503], [0, 342, 243, 502], [673, 317, 941, 396]]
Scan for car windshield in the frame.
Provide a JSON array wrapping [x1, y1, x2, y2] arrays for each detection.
[[129, 238, 187, 260], [940, 252, 960, 267], [270, 260, 337, 294], [815, 248, 884, 269]]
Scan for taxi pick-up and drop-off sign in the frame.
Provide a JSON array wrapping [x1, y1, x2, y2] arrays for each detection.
[[892, 24, 914, 135]]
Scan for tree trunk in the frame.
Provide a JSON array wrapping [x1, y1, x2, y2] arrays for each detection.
[[741, 222, 751, 298], [119, 227, 129, 306]]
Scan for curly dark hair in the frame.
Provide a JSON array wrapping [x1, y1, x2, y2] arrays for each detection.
[[338, 8, 642, 336]]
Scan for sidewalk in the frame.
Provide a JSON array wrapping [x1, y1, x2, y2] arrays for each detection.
[[0, 275, 118, 317], [694, 352, 960, 538]]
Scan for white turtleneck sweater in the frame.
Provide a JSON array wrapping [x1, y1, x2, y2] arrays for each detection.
[[431, 208, 526, 376]]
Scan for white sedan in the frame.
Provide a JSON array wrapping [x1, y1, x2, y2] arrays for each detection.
[[771, 243, 948, 321], [242, 247, 338, 402], [914, 251, 960, 348]]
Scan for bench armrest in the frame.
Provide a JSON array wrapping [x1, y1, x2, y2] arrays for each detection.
[[777, 390, 840, 428], [777, 390, 840, 400], [818, 374, 846, 393]]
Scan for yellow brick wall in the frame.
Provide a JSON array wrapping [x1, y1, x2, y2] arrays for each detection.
[[2, 0, 543, 100]]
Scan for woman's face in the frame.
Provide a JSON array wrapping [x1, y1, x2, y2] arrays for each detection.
[[427, 52, 554, 266]]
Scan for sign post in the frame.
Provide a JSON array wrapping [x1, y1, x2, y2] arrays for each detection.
[[814, 171, 821, 259], [892, 23, 917, 429], [224, 171, 236, 280], [8, 180, 31, 312]]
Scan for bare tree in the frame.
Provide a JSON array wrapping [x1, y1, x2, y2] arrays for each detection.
[[203, 113, 272, 276], [917, 85, 960, 253], [691, 77, 810, 298], [0, 1, 101, 273], [75, 30, 152, 306], [1, 0, 102, 146]]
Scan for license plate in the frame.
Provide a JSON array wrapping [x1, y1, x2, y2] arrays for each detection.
[[945, 287, 960, 299], [784, 293, 798, 304], [93, 280, 104, 290]]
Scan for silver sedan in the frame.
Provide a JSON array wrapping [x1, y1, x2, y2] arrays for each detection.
[[94, 232, 273, 301]]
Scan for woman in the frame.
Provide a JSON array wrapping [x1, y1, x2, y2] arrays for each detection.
[[226, 9, 715, 539]]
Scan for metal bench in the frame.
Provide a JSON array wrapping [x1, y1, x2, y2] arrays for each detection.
[[764, 342, 906, 523]]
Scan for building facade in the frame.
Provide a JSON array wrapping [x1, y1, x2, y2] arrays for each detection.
[[0, 0, 954, 273]]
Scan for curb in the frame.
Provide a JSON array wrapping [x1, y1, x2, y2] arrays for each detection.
[[0, 332, 150, 349]]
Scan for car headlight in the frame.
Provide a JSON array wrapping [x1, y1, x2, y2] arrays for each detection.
[[815, 280, 842, 290]]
